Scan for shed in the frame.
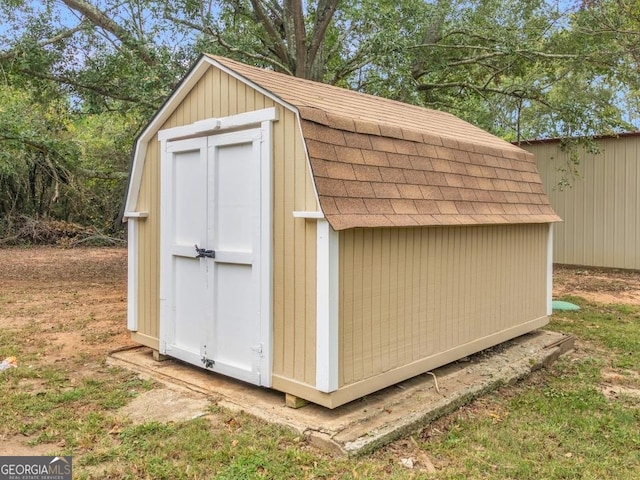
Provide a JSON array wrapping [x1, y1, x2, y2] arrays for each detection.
[[522, 134, 639, 270], [123, 54, 560, 408]]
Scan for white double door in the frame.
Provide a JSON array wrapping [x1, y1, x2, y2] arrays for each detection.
[[159, 128, 270, 386]]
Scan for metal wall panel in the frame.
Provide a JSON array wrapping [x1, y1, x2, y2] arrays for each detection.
[[525, 137, 639, 269]]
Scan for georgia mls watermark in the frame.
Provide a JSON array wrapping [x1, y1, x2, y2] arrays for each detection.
[[0, 456, 72, 480]]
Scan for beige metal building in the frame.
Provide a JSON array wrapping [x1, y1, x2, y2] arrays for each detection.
[[123, 55, 560, 408], [522, 134, 639, 270]]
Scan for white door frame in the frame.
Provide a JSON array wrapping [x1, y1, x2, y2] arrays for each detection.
[[158, 108, 276, 387]]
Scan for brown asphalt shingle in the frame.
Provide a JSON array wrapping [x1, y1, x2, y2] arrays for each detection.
[[209, 55, 560, 230]]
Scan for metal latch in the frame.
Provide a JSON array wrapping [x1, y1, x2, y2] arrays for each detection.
[[195, 244, 215, 258]]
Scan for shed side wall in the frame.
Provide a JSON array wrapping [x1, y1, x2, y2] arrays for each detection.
[[525, 138, 639, 269], [338, 223, 549, 387], [131, 142, 161, 348], [132, 65, 319, 385]]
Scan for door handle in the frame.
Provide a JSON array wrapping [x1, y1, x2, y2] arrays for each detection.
[[195, 244, 216, 258]]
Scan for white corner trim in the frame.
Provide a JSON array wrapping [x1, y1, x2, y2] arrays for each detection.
[[123, 211, 149, 219], [124, 141, 148, 214], [316, 219, 339, 393], [158, 107, 279, 142], [293, 211, 324, 219], [260, 118, 274, 388], [547, 223, 554, 316], [127, 218, 139, 331], [158, 137, 171, 354]]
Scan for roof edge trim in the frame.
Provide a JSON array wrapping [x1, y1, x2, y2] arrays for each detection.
[[124, 55, 214, 213], [205, 54, 300, 116], [125, 54, 301, 214]]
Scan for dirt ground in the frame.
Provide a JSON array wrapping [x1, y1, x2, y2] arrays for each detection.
[[1, 247, 638, 366], [553, 264, 640, 305], [0, 247, 131, 365]]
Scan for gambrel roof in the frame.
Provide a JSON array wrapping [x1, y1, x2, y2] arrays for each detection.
[[125, 54, 560, 229], [208, 55, 559, 230]]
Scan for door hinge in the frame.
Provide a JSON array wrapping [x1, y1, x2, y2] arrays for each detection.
[[201, 356, 215, 369], [250, 344, 263, 356], [201, 345, 214, 369]]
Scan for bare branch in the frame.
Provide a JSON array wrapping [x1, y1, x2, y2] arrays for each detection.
[[213, 30, 293, 75], [307, 0, 339, 77], [412, 1, 447, 80], [414, 42, 582, 60], [164, 14, 211, 36], [416, 81, 554, 108], [60, 0, 156, 66], [411, 43, 495, 52], [437, 29, 502, 44], [0, 24, 87, 61], [285, 0, 307, 77], [17, 69, 158, 109], [77, 167, 128, 179], [248, 0, 289, 65], [445, 51, 510, 67]]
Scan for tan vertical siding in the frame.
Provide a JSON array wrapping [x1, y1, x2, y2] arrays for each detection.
[[338, 224, 548, 387], [133, 66, 319, 386], [273, 100, 318, 385], [131, 141, 161, 348], [525, 138, 640, 269]]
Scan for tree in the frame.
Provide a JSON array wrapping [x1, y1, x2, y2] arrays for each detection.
[[0, 0, 183, 232], [572, 0, 640, 119], [363, 0, 637, 141], [0, 84, 78, 220], [3, 0, 638, 133]]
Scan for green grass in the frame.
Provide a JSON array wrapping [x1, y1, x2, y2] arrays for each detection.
[[550, 297, 640, 368], [2, 295, 640, 479], [414, 358, 640, 479], [400, 297, 640, 479], [1, 364, 154, 448], [73, 410, 422, 480]]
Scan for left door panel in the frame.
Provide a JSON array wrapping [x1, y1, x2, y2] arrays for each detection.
[[160, 138, 213, 367]]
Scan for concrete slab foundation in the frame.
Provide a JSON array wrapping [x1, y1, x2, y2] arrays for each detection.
[[108, 330, 574, 456]]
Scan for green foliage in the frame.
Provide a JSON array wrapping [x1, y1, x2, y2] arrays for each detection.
[[404, 0, 634, 140], [69, 112, 138, 230], [0, 84, 79, 220], [0, 83, 137, 232]]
